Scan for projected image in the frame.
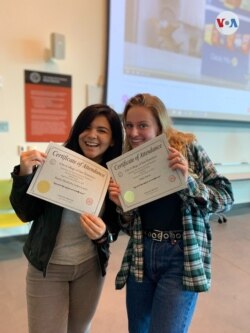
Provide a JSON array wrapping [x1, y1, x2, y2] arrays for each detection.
[[105, 0, 250, 122], [210, 0, 250, 12], [202, 4, 250, 87], [123, 0, 250, 89], [125, 0, 204, 56], [154, 4, 203, 57]]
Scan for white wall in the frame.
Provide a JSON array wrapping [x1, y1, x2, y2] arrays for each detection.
[[174, 119, 250, 204], [0, 0, 249, 204], [0, 0, 106, 178]]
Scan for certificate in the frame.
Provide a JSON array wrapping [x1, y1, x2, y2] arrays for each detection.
[[107, 134, 187, 212], [27, 143, 110, 215]]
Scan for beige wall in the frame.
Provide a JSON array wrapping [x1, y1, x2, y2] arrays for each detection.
[[0, 0, 106, 178]]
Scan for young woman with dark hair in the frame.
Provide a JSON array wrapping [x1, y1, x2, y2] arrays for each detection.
[[10, 104, 123, 333]]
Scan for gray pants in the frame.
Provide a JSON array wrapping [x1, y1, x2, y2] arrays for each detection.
[[26, 256, 104, 333]]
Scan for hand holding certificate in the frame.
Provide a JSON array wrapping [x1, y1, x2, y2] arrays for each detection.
[[27, 143, 110, 215], [107, 134, 187, 212]]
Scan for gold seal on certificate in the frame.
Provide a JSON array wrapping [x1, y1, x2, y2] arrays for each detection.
[[27, 143, 110, 215], [107, 134, 187, 212]]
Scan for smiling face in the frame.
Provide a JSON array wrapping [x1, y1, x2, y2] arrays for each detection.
[[124, 106, 161, 149], [78, 115, 113, 162]]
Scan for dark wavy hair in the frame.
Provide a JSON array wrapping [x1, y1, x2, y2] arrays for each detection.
[[64, 104, 123, 167]]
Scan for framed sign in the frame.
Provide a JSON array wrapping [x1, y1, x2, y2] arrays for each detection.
[[25, 70, 72, 142]]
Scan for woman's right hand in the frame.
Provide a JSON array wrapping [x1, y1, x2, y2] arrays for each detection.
[[19, 150, 47, 176], [108, 178, 122, 207]]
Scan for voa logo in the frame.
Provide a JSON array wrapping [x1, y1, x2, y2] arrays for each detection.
[[215, 11, 239, 35]]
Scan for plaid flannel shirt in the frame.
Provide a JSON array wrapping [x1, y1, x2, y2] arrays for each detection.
[[115, 142, 234, 292]]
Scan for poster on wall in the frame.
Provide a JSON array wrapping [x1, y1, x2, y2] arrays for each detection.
[[25, 70, 72, 142]]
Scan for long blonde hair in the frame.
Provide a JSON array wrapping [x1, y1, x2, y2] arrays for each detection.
[[123, 93, 196, 156]]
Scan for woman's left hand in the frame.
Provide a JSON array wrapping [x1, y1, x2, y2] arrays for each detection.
[[167, 146, 189, 181], [80, 213, 106, 240]]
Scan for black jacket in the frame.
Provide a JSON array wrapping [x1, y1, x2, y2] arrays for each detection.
[[10, 166, 120, 277]]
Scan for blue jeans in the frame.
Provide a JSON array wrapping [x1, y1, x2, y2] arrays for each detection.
[[126, 237, 198, 333]]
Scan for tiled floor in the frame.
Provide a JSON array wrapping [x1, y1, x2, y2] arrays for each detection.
[[0, 206, 249, 333]]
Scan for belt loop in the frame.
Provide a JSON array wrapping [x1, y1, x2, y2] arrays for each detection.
[[157, 231, 163, 241]]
